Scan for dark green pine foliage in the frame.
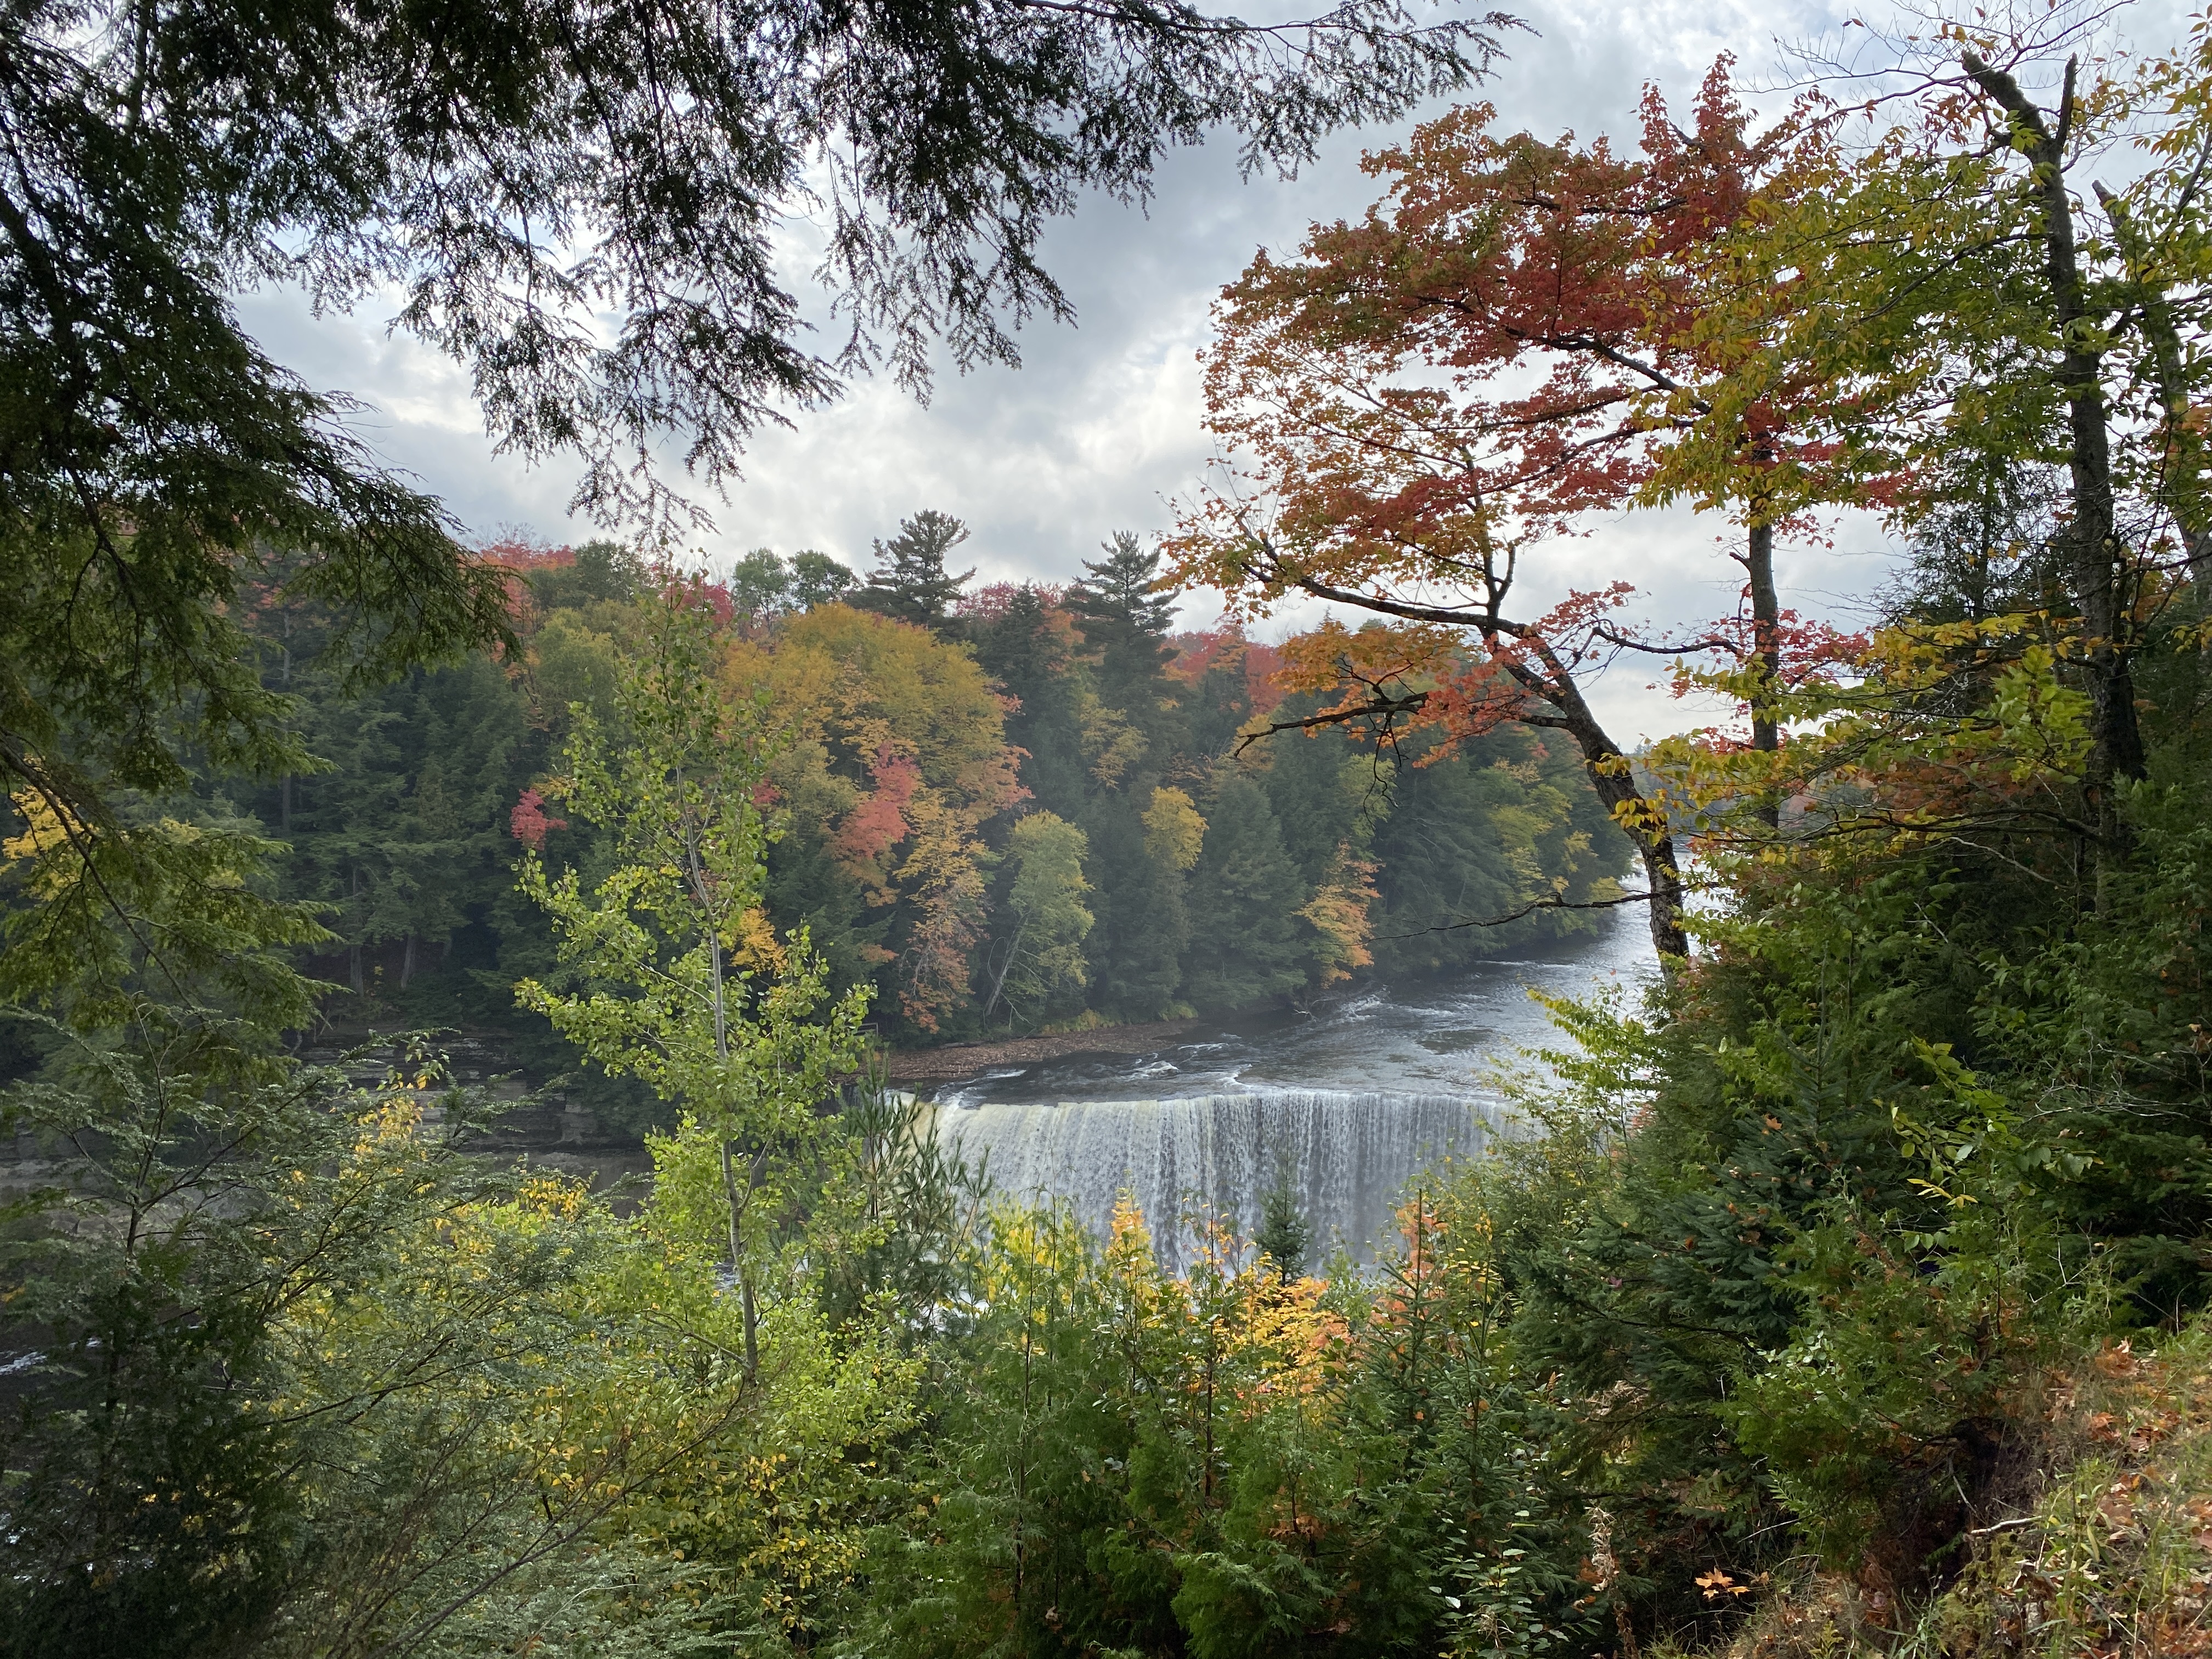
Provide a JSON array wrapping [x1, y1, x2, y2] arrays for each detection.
[[1366, 752, 1534, 972], [278, 670, 409, 997], [1181, 641, 1257, 759], [1257, 701, 1380, 887], [268, 649, 542, 1001], [766, 830, 889, 999], [1253, 1166, 1311, 1280], [1368, 730, 1624, 974], [1078, 791, 1189, 1020], [855, 510, 976, 629], [966, 585, 1088, 820], [1068, 531, 1184, 757], [1183, 772, 1309, 1010]]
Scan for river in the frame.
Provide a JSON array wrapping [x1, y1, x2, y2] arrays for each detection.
[[921, 910, 1658, 1268]]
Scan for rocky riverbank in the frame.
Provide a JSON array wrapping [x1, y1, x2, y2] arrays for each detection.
[[884, 1017, 1205, 1084]]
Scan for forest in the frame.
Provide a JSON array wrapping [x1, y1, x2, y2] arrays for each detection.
[[214, 516, 1622, 1131], [7, 0, 2212, 1656]]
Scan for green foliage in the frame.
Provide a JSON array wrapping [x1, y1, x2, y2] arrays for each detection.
[[856, 511, 978, 629], [517, 591, 873, 1373], [1185, 772, 1312, 1009], [985, 812, 1094, 1027], [1254, 1164, 1312, 1280], [848, 1188, 1604, 1659]]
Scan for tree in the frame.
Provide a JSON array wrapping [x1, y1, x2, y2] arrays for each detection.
[[1254, 1167, 1312, 1280], [1169, 68, 1860, 960], [984, 812, 1094, 1026], [522, 539, 649, 611], [1183, 772, 1310, 1008], [730, 547, 794, 621], [967, 584, 1090, 820], [1070, 531, 1185, 758], [1077, 789, 1194, 1020], [790, 549, 859, 611], [856, 509, 978, 628], [731, 603, 1024, 1035], [1069, 531, 1181, 642], [3, 0, 1513, 1046], [1668, 22, 2187, 856], [518, 590, 872, 1378]]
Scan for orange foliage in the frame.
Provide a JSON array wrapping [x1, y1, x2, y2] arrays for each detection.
[[723, 605, 1023, 1030]]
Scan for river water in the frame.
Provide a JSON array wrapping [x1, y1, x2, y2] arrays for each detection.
[[923, 911, 1657, 1267]]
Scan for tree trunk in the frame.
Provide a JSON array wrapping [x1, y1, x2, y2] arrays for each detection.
[[1746, 518, 1783, 831], [349, 866, 364, 995], [279, 610, 293, 831], [1515, 641, 1690, 962], [1273, 565, 1693, 961], [1965, 54, 2145, 844], [2098, 183, 2212, 595], [982, 919, 1026, 1025]]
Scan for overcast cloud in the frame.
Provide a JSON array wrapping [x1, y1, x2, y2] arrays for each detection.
[[232, 0, 2159, 741]]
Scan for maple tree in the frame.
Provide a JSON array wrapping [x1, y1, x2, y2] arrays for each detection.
[[1174, 65, 1844, 958], [726, 603, 1025, 1032]]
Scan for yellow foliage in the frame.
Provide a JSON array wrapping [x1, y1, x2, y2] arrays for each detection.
[[1299, 847, 1379, 984], [1143, 785, 1206, 872], [3, 785, 86, 865]]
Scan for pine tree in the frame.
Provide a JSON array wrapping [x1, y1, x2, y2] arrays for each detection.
[[854, 510, 975, 628], [1182, 772, 1310, 1009], [1261, 706, 1378, 888], [1254, 1167, 1312, 1281], [968, 585, 1087, 820], [1068, 530, 1178, 641], [1067, 532, 1182, 757], [1079, 793, 1189, 1019]]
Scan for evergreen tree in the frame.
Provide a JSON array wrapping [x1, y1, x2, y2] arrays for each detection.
[[1069, 530, 1178, 639], [1079, 792, 1190, 1020], [1182, 772, 1309, 1009], [967, 585, 1087, 819], [1260, 704, 1381, 888], [1181, 635, 1258, 758], [1068, 531, 1182, 754], [855, 510, 975, 628], [1254, 1166, 1312, 1281]]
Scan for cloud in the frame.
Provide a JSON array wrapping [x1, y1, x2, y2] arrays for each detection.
[[237, 0, 1899, 740]]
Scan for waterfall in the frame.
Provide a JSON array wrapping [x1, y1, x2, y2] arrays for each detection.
[[940, 1089, 1489, 1269]]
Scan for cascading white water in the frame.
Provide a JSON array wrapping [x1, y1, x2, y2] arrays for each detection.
[[941, 1088, 1487, 1269], [925, 913, 1656, 1271]]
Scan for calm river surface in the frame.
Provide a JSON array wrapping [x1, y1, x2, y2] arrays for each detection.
[[923, 911, 1658, 1266]]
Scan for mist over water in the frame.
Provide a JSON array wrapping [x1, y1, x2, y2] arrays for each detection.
[[926, 910, 1658, 1267]]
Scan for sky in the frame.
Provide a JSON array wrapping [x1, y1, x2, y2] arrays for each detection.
[[230, 0, 2183, 742]]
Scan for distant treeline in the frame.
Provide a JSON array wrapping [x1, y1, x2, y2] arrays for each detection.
[[228, 515, 1626, 1115]]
